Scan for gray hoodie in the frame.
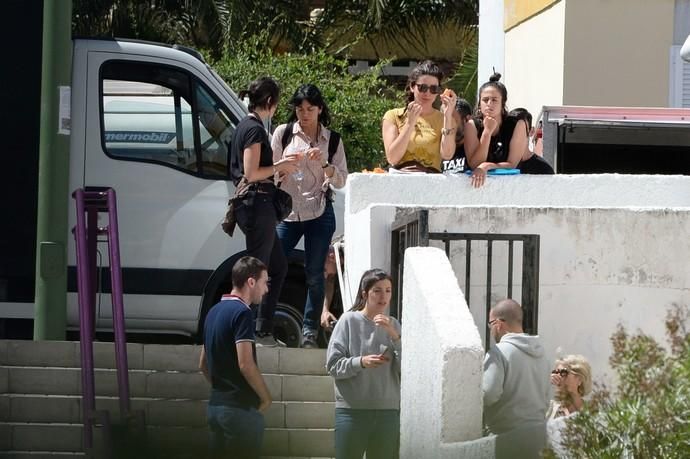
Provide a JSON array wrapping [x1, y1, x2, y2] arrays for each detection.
[[483, 333, 550, 435]]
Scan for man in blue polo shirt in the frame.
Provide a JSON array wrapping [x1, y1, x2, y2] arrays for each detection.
[[199, 256, 273, 458]]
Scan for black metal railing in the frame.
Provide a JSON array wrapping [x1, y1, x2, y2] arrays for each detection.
[[390, 209, 540, 348]]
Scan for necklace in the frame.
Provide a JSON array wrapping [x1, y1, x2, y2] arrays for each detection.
[[300, 122, 320, 147]]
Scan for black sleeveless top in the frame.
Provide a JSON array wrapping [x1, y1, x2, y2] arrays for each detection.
[[473, 114, 519, 164]]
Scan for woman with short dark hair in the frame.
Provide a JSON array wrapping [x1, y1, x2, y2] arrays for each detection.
[[271, 83, 348, 348]]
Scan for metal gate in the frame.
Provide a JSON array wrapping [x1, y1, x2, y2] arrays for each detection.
[[391, 209, 540, 348]]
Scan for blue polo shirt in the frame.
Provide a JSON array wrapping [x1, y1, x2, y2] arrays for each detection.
[[203, 294, 260, 409]]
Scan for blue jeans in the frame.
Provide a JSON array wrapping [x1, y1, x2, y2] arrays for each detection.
[[207, 404, 264, 459], [335, 408, 400, 459], [276, 202, 336, 332]]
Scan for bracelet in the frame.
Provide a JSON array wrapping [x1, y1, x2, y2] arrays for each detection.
[[322, 162, 330, 169], [441, 127, 456, 136]]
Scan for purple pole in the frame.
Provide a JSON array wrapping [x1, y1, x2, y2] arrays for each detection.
[[72, 188, 95, 450], [106, 188, 131, 418], [86, 204, 98, 339]]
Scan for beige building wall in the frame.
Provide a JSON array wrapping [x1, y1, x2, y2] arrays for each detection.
[[563, 0, 675, 107], [504, 1, 566, 119]]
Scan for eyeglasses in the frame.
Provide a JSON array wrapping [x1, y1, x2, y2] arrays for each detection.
[[551, 368, 569, 377], [488, 318, 504, 327], [414, 83, 442, 95]]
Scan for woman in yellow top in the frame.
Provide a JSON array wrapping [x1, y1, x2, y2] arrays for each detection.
[[382, 60, 457, 173]]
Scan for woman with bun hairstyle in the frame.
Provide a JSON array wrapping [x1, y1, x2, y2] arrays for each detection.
[[230, 76, 299, 347], [382, 60, 457, 173], [326, 269, 401, 459], [464, 73, 528, 187]]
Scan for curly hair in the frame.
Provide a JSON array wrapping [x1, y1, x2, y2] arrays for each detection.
[[557, 354, 593, 397]]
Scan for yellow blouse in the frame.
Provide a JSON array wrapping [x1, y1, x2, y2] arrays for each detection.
[[383, 107, 444, 171]]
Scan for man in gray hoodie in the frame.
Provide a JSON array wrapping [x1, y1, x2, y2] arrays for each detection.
[[483, 299, 550, 458]]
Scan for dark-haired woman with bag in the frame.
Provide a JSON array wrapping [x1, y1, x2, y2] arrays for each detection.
[[271, 84, 348, 349], [229, 76, 299, 347]]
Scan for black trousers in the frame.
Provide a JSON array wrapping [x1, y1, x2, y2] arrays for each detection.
[[235, 194, 288, 334]]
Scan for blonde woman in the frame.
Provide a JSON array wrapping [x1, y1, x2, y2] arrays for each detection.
[[546, 354, 592, 419]]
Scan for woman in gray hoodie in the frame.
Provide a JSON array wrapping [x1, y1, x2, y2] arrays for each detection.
[[326, 269, 402, 459]]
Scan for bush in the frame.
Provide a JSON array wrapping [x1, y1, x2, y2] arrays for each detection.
[[548, 306, 690, 458], [209, 38, 404, 172]]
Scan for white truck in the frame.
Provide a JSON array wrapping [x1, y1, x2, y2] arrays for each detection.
[[539, 105, 690, 174], [2, 38, 343, 346]]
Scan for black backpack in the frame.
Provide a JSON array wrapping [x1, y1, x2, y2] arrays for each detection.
[[280, 121, 341, 201]]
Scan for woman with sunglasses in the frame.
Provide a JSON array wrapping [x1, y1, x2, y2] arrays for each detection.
[[382, 60, 457, 173], [463, 73, 528, 187], [546, 354, 592, 419]]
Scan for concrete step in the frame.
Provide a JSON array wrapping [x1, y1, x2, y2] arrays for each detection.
[[0, 422, 334, 458], [1, 394, 335, 429], [0, 340, 327, 375], [2, 366, 334, 402]]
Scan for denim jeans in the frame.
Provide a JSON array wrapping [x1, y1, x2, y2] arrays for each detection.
[[235, 195, 288, 333], [207, 404, 264, 459], [276, 202, 336, 332], [335, 408, 400, 459]]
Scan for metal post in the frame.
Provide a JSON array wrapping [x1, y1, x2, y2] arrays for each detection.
[[33, 0, 73, 340], [106, 189, 131, 418]]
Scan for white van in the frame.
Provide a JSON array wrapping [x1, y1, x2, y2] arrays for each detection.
[[2, 38, 344, 346]]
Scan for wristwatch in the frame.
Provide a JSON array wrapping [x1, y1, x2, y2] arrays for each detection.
[[442, 127, 456, 136]]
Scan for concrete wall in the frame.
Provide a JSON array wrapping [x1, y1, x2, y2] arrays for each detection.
[[479, 0, 505, 84], [563, 0, 676, 108], [344, 173, 690, 383], [400, 247, 493, 458], [504, 0, 566, 119], [500, 0, 677, 115], [427, 206, 690, 382]]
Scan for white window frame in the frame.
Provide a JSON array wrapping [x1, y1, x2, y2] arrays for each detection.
[[669, 45, 690, 108]]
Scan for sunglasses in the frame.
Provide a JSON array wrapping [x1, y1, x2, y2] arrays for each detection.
[[551, 368, 569, 377], [488, 318, 505, 327], [414, 83, 442, 95]]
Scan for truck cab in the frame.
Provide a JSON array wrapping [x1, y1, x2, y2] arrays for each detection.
[[3, 38, 339, 346]]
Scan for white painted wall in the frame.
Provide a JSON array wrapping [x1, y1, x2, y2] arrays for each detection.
[[400, 247, 493, 458], [478, 0, 505, 85], [504, 1, 566, 120], [344, 173, 690, 384]]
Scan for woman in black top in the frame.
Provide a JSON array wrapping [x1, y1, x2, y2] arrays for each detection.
[[464, 73, 528, 187], [230, 77, 298, 347]]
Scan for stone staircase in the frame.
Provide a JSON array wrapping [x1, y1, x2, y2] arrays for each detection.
[[0, 340, 334, 458]]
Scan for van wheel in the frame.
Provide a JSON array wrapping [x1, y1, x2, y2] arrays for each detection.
[[272, 302, 303, 348]]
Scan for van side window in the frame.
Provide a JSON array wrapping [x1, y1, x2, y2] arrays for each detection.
[[196, 84, 234, 177], [100, 61, 236, 179]]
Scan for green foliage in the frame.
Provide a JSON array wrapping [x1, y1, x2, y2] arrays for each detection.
[[548, 306, 690, 459], [210, 39, 404, 171]]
